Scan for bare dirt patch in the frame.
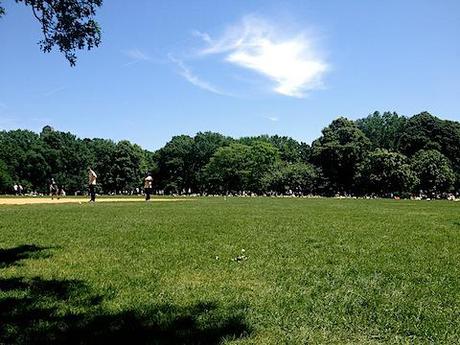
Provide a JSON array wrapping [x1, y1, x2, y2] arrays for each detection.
[[0, 197, 190, 205]]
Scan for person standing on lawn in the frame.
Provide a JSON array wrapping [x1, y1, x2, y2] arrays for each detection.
[[144, 172, 153, 201], [50, 178, 59, 199], [88, 167, 97, 202]]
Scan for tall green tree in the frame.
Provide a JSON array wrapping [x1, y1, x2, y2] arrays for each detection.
[[356, 111, 407, 151], [355, 149, 418, 196], [40, 128, 90, 192], [85, 138, 117, 193], [399, 112, 460, 182], [192, 132, 232, 191], [399, 112, 444, 156], [311, 117, 371, 194], [0, 129, 49, 191], [411, 150, 455, 195], [0, 159, 13, 193], [263, 162, 318, 195], [202, 143, 251, 194], [203, 141, 281, 194], [111, 141, 144, 193], [156, 135, 195, 194], [246, 141, 281, 192], [239, 135, 310, 163]]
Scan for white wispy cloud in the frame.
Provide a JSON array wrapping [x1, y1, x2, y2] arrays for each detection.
[[191, 30, 212, 44], [124, 49, 151, 61], [43, 86, 66, 97], [122, 48, 157, 66], [168, 55, 228, 96], [196, 16, 328, 98], [266, 116, 279, 122]]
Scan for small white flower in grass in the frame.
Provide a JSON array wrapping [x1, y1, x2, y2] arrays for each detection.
[[233, 249, 248, 263]]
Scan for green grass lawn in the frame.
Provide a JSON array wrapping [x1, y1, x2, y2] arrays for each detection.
[[1, 198, 459, 344]]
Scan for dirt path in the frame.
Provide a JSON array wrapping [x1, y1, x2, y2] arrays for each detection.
[[0, 197, 191, 205]]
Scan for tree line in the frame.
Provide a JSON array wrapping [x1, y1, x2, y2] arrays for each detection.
[[1, 111, 459, 198]]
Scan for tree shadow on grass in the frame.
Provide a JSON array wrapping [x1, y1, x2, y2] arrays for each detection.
[[0, 245, 252, 345], [0, 244, 53, 268]]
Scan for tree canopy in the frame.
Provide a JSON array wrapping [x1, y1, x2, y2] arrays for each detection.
[[356, 111, 407, 151], [355, 149, 417, 197], [1, 111, 460, 198], [411, 149, 455, 195], [311, 117, 371, 194]]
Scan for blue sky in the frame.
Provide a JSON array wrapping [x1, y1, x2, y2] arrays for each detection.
[[1, 0, 459, 150]]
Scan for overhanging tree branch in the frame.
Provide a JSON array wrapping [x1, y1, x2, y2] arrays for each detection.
[[4, 0, 103, 66]]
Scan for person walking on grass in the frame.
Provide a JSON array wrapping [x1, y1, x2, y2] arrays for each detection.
[[50, 178, 59, 200], [88, 166, 97, 202], [144, 172, 153, 201]]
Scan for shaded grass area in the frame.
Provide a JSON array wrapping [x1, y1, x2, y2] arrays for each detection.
[[0, 245, 251, 344], [0, 198, 459, 344]]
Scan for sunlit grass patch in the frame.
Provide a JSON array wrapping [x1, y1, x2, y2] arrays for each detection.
[[1, 198, 459, 344]]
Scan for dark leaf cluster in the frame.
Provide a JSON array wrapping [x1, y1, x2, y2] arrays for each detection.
[[1, 0, 103, 65]]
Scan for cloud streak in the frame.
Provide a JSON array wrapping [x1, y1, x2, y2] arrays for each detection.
[[124, 49, 152, 61], [43, 86, 66, 97], [197, 16, 328, 98], [169, 55, 228, 96], [266, 116, 279, 122], [122, 48, 164, 66]]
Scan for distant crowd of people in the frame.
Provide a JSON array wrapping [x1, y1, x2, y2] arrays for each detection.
[[9, 167, 155, 203], [10, 169, 460, 202]]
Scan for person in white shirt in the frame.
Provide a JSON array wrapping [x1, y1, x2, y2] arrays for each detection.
[[50, 178, 59, 200], [144, 172, 153, 201], [88, 167, 98, 202]]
